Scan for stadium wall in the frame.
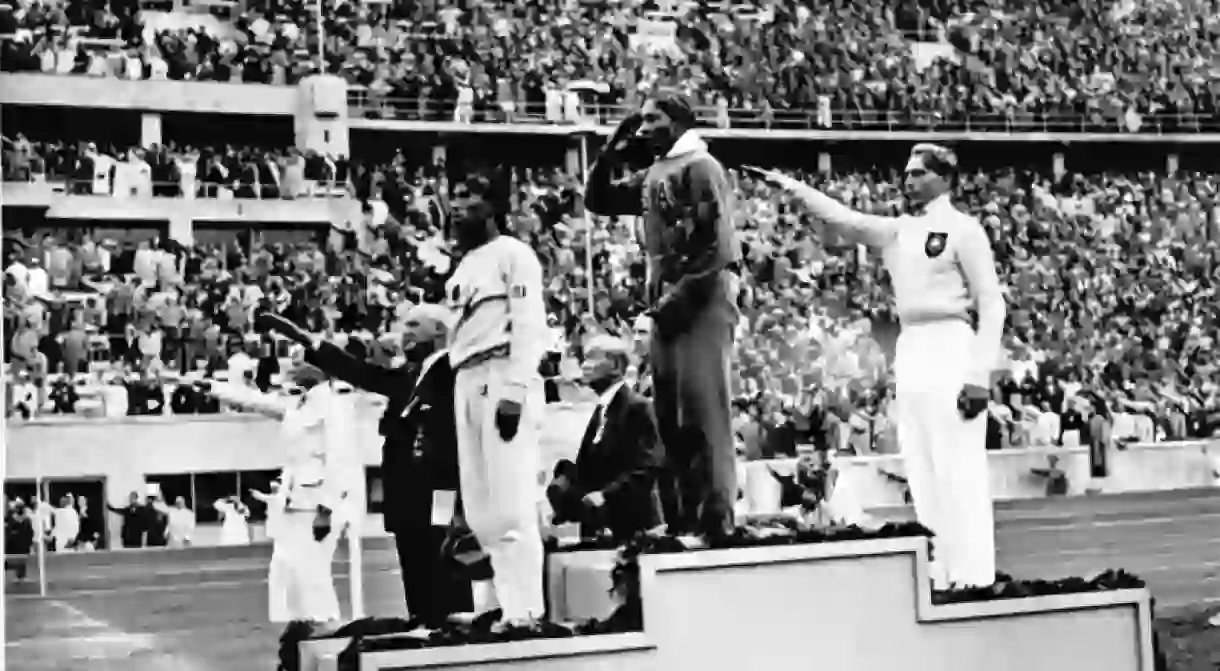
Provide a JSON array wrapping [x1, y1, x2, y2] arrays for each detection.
[[8, 405, 1220, 541]]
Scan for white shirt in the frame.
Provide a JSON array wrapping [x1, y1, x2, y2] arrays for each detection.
[[227, 352, 256, 383], [92, 154, 114, 194], [280, 384, 358, 514], [167, 506, 195, 541], [446, 236, 548, 392], [802, 190, 1005, 385], [51, 505, 80, 540], [25, 266, 49, 298], [591, 380, 626, 443], [6, 260, 29, 287]]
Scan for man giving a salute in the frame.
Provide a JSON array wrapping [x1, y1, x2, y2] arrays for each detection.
[[445, 175, 549, 626], [747, 144, 1005, 589], [585, 94, 740, 539]]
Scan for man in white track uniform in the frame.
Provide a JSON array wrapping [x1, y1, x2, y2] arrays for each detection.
[[445, 176, 549, 625], [747, 144, 1005, 589], [194, 360, 361, 624]]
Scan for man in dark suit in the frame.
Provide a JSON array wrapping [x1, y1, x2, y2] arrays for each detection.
[[256, 306, 472, 628], [549, 334, 664, 543]]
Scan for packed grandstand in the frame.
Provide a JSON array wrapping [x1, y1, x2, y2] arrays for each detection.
[[3, 0, 1220, 465]]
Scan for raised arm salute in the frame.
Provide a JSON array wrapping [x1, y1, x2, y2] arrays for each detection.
[[253, 308, 472, 629], [749, 145, 1006, 590]]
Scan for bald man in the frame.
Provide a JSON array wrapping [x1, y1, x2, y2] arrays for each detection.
[[748, 144, 1004, 590], [258, 308, 472, 627]]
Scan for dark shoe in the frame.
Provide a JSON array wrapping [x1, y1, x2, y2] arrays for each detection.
[[472, 608, 504, 631]]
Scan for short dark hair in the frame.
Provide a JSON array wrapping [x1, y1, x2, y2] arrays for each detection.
[[651, 92, 696, 128], [910, 143, 959, 179], [454, 172, 509, 229]]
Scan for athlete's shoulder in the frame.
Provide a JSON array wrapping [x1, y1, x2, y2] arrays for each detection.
[[495, 235, 542, 263], [686, 151, 728, 178], [946, 203, 981, 228]]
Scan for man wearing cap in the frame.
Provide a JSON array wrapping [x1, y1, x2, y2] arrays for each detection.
[[190, 356, 360, 627], [256, 305, 474, 628], [748, 144, 1005, 590], [445, 175, 549, 626], [585, 93, 740, 539]]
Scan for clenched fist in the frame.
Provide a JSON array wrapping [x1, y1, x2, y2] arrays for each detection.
[[494, 399, 522, 442]]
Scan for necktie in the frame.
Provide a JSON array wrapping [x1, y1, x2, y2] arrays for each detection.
[[592, 404, 608, 444]]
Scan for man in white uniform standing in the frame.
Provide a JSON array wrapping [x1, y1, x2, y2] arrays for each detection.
[[747, 144, 1005, 589], [445, 176, 549, 625], [194, 361, 360, 624]]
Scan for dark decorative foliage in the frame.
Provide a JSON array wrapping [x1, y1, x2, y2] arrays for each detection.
[[931, 569, 1146, 604], [278, 621, 324, 671]]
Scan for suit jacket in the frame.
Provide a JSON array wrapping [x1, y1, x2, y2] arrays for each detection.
[[307, 343, 459, 534], [561, 384, 664, 542]]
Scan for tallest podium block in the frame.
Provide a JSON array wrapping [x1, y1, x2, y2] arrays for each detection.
[[317, 535, 1155, 671]]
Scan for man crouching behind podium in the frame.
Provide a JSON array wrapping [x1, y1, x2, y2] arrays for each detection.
[[189, 357, 360, 629], [549, 334, 664, 543]]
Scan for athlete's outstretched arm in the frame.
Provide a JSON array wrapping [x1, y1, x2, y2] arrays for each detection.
[[743, 167, 898, 248]]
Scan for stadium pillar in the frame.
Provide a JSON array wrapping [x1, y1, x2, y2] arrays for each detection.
[[1167, 153, 1179, 175], [295, 75, 351, 158], [1052, 151, 1065, 180], [140, 113, 163, 149], [565, 136, 582, 178], [818, 152, 832, 174], [168, 212, 192, 245]]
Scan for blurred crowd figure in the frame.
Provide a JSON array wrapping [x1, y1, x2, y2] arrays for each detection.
[[4, 490, 103, 572], [2, 136, 346, 200]]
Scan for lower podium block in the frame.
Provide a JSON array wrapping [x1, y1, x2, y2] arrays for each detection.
[[305, 536, 1154, 671]]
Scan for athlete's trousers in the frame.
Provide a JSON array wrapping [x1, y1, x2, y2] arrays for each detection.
[[453, 357, 545, 620], [650, 274, 737, 538], [267, 510, 343, 623], [894, 319, 995, 589]]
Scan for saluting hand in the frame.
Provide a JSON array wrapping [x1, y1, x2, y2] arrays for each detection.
[[957, 384, 990, 420], [495, 399, 523, 442], [606, 113, 644, 154]]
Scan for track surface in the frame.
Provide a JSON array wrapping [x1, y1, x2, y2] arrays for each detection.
[[8, 489, 1220, 671]]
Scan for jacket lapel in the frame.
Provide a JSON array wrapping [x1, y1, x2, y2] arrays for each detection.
[[596, 385, 630, 447], [402, 350, 447, 418]]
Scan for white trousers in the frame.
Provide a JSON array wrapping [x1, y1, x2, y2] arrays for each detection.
[[894, 320, 995, 588], [454, 358, 545, 621], [267, 511, 342, 623]]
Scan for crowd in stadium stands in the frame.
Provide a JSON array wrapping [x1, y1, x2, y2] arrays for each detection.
[[2, 136, 347, 198], [5, 131, 1220, 454], [3, 0, 1220, 130]]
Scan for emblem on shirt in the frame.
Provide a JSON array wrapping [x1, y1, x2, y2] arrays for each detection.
[[510, 284, 527, 298], [925, 232, 948, 258]]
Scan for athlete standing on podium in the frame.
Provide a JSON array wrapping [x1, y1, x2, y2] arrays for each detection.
[[584, 94, 740, 540], [747, 145, 1005, 590], [445, 175, 549, 626]]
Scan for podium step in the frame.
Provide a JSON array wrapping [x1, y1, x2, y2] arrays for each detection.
[[302, 534, 1153, 671]]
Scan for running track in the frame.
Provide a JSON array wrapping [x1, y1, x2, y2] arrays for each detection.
[[8, 489, 1220, 671]]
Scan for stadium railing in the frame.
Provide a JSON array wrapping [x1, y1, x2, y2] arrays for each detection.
[[0, 178, 350, 200], [346, 94, 1220, 134]]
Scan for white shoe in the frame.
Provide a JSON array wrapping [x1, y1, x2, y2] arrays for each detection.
[[1208, 613, 1220, 627]]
